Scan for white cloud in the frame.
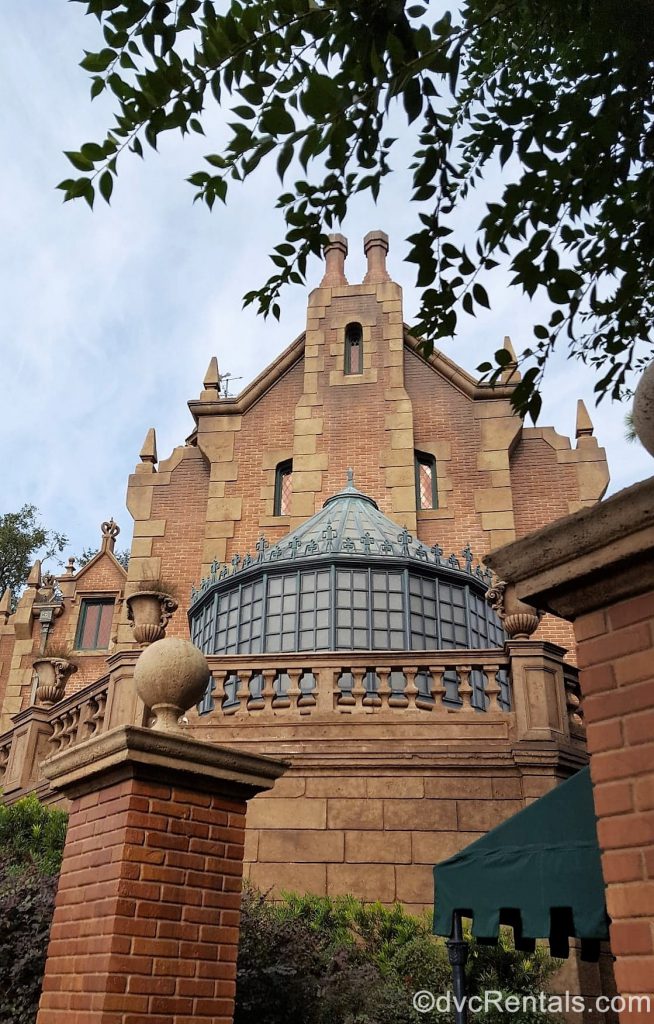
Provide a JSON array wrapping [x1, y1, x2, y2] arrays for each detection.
[[0, 2, 649, 574]]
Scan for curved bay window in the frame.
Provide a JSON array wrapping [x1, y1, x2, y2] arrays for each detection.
[[274, 459, 293, 516], [415, 451, 437, 510], [344, 322, 363, 375]]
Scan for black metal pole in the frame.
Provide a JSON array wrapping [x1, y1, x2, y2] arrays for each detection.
[[446, 910, 469, 1024]]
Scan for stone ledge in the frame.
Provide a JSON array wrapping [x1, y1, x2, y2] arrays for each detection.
[[485, 475, 654, 619], [41, 724, 288, 801]]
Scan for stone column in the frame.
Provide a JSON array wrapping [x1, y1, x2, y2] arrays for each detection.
[[36, 640, 286, 1024]]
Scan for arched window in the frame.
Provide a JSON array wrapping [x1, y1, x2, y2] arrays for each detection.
[[415, 451, 437, 510], [274, 459, 293, 516], [344, 322, 363, 375]]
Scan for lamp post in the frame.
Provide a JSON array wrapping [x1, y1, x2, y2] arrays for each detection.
[[447, 910, 469, 1024]]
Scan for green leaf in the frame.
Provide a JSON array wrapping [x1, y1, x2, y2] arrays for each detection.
[[472, 283, 490, 308], [301, 74, 341, 120], [79, 48, 116, 73], [64, 151, 94, 172], [99, 170, 113, 204]]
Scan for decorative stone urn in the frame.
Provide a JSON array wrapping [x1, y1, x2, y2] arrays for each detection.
[[632, 360, 654, 457], [126, 591, 178, 645], [486, 579, 542, 639], [134, 637, 211, 733], [33, 657, 77, 707]]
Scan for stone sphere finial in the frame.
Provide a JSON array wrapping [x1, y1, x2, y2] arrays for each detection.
[[632, 361, 654, 457], [134, 637, 210, 733]]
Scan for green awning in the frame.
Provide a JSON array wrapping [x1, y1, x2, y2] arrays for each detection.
[[433, 768, 609, 960]]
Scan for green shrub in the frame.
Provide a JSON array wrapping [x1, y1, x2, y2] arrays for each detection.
[[0, 796, 67, 1023], [0, 865, 58, 1024], [235, 887, 562, 1024], [0, 795, 67, 875]]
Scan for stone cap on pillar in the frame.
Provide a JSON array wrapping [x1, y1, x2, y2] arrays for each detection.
[[41, 723, 288, 802], [485, 475, 654, 620]]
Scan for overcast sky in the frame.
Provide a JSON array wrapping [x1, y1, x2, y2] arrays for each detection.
[[1, 3, 651, 573]]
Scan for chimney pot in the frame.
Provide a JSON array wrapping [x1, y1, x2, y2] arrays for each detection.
[[363, 230, 391, 283], [320, 234, 348, 286]]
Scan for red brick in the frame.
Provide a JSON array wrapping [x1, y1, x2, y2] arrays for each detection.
[[586, 718, 623, 754], [607, 592, 654, 631], [577, 623, 652, 669], [583, 680, 654, 724], [614, 956, 654, 994], [598, 812, 654, 850], [624, 709, 654, 746], [609, 920, 654, 956], [592, 781, 634, 817]]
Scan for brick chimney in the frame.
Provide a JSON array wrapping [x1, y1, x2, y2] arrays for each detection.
[[363, 230, 391, 283], [320, 233, 348, 286]]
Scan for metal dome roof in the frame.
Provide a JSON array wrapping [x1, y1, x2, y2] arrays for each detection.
[[190, 471, 492, 606]]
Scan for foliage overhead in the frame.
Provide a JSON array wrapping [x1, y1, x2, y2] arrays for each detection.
[[62, 0, 654, 419], [0, 507, 67, 604]]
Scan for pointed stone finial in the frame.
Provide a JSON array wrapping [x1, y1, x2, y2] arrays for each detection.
[[27, 559, 42, 590], [576, 399, 594, 439], [139, 427, 158, 465], [500, 336, 521, 383], [320, 234, 348, 286], [101, 519, 120, 553], [202, 356, 221, 400], [347, 468, 354, 486], [363, 230, 391, 284], [0, 588, 11, 625]]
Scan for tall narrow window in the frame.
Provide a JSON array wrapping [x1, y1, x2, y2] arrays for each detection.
[[75, 598, 115, 650], [415, 451, 437, 510], [344, 322, 363, 375], [274, 459, 293, 516]]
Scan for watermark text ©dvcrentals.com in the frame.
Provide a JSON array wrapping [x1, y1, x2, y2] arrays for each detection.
[[412, 990, 652, 1015]]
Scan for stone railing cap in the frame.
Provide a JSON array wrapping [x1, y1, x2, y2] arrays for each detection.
[[41, 724, 288, 799]]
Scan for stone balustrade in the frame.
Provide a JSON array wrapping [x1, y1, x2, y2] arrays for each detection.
[[202, 651, 512, 718], [0, 641, 585, 803]]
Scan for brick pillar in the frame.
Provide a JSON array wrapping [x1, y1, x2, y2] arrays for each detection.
[[36, 724, 286, 1024], [576, 593, 654, 1013], [486, 475, 654, 1020]]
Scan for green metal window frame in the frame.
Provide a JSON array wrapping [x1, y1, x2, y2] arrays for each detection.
[[344, 322, 363, 375], [415, 451, 438, 510], [273, 459, 293, 516], [74, 598, 115, 650]]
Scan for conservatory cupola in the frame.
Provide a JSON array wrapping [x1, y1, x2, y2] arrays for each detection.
[[189, 472, 504, 656]]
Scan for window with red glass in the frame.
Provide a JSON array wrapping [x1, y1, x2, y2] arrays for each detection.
[[415, 452, 437, 510], [274, 460, 293, 516], [75, 599, 115, 650]]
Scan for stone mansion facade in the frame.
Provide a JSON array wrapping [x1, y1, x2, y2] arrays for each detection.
[[0, 230, 610, 918]]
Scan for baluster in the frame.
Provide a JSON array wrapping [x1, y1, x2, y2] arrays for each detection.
[[247, 672, 265, 712], [404, 667, 419, 710], [415, 671, 434, 711], [429, 667, 446, 712], [214, 670, 235, 716], [0, 741, 11, 781], [286, 669, 302, 709], [50, 716, 64, 753], [261, 669, 276, 714], [337, 670, 355, 709], [565, 678, 584, 730], [233, 673, 250, 714], [458, 666, 474, 711], [298, 671, 317, 712], [351, 667, 367, 709], [273, 672, 291, 709], [484, 664, 502, 712], [363, 670, 381, 708], [376, 667, 391, 710]]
